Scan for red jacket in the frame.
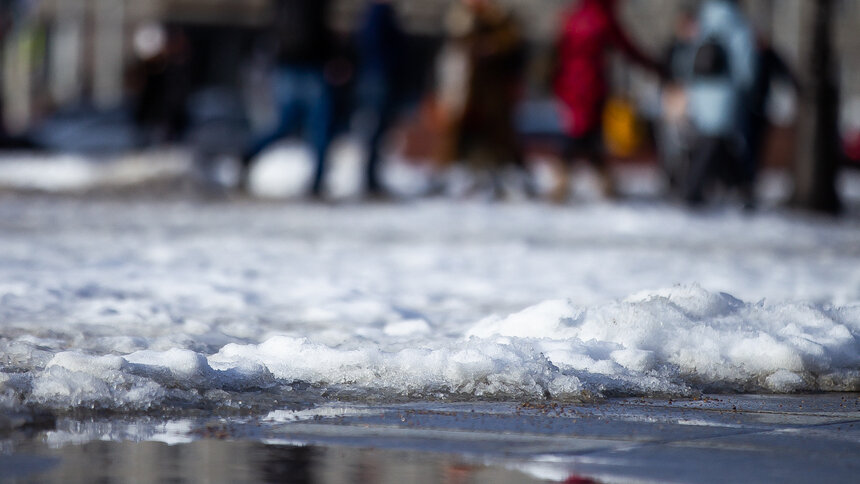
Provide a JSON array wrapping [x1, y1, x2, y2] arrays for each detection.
[[846, 131, 860, 163], [554, 0, 658, 136]]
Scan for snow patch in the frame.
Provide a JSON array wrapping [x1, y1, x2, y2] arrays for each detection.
[[10, 286, 859, 412]]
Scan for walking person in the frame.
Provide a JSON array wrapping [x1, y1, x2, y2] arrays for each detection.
[[437, 0, 527, 198], [658, 5, 698, 195], [684, 0, 758, 207], [132, 25, 193, 146], [239, 0, 335, 198], [354, 0, 406, 199], [552, 0, 663, 202], [747, 36, 800, 179]]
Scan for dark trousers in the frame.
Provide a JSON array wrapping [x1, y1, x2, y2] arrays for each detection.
[[685, 135, 750, 204], [243, 66, 333, 195], [745, 113, 768, 181], [355, 72, 397, 193], [563, 129, 606, 167]]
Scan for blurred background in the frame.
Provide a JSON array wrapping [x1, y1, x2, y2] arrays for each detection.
[[0, 0, 857, 211], [2, 5, 860, 480]]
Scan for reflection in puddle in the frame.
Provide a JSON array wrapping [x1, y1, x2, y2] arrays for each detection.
[[6, 439, 553, 484]]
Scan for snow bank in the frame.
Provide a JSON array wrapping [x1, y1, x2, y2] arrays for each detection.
[[468, 285, 860, 394], [211, 336, 579, 398], [2, 286, 857, 413]]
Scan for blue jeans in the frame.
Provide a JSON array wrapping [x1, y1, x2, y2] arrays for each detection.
[[245, 66, 333, 195]]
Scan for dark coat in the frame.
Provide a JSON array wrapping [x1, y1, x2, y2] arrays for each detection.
[[449, 4, 526, 166], [273, 0, 332, 66]]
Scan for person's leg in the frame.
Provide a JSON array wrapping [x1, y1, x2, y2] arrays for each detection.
[[359, 75, 394, 195], [583, 129, 616, 199], [241, 68, 302, 174], [685, 135, 720, 205], [368, 98, 399, 194], [658, 118, 686, 194], [746, 113, 767, 181], [306, 69, 334, 197], [549, 135, 581, 203], [728, 134, 757, 209]]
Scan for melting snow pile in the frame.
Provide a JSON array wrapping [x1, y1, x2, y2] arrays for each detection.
[[0, 191, 859, 414], [467, 286, 860, 394], [2, 285, 858, 413]]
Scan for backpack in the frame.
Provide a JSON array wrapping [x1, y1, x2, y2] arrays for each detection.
[[693, 36, 730, 78]]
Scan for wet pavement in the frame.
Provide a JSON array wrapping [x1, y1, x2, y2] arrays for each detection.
[[2, 393, 858, 483]]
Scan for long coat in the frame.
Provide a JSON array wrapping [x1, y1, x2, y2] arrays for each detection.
[[438, 3, 525, 167]]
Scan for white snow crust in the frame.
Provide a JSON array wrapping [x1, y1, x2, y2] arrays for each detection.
[[1, 165, 859, 413]]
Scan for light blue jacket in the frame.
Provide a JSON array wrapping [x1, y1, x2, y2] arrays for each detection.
[[687, 0, 758, 137]]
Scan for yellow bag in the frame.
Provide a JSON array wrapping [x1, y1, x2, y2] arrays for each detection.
[[603, 97, 644, 158]]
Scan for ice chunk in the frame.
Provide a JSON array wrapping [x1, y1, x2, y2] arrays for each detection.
[[47, 352, 128, 374], [765, 370, 806, 392]]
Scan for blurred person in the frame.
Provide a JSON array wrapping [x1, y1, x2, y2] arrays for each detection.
[[0, 0, 39, 149], [437, 0, 527, 198], [747, 36, 800, 175], [239, 0, 335, 198], [354, 0, 405, 199], [658, 4, 698, 194], [551, 0, 663, 202], [131, 24, 192, 146], [684, 0, 758, 207], [0, 1, 13, 146]]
